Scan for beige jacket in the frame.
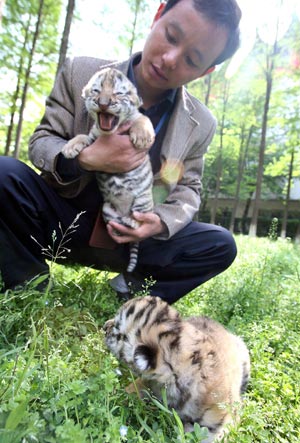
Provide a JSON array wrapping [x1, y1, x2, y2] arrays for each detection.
[[29, 56, 216, 239]]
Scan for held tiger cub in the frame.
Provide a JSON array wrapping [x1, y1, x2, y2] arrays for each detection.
[[104, 296, 250, 443], [62, 67, 155, 272]]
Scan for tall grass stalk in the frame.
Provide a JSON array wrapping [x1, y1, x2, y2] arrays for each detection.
[[30, 211, 85, 294]]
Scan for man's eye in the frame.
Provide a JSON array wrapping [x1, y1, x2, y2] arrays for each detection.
[[166, 28, 177, 44], [185, 56, 199, 69]]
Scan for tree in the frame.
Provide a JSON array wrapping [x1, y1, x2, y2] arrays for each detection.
[[128, 0, 142, 56], [13, 0, 45, 158], [210, 79, 230, 224], [121, 0, 153, 56], [229, 124, 254, 233], [3, 16, 31, 156], [248, 1, 296, 236], [0, 0, 5, 24], [295, 223, 300, 244], [248, 38, 277, 236], [204, 73, 213, 107], [264, 104, 300, 238], [0, 0, 62, 158], [281, 147, 294, 237], [56, 0, 75, 75]]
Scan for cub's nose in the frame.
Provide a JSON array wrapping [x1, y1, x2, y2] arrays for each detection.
[[98, 97, 111, 111]]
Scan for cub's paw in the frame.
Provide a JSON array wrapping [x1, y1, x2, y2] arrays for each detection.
[[62, 134, 90, 158], [130, 116, 155, 150], [121, 216, 140, 229]]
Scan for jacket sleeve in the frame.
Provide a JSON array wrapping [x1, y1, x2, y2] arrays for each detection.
[[153, 107, 216, 240], [29, 57, 78, 178], [28, 57, 105, 195]]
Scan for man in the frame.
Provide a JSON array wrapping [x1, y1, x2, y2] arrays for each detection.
[[0, 0, 241, 303]]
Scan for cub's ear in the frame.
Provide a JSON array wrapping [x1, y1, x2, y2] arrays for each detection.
[[133, 344, 157, 372], [81, 72, 98, 98], [136, 95, 143, 109], [81, 83, 90, 99]]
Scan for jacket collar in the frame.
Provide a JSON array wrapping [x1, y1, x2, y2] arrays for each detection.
[[116, 56, 199, 122], [114, 57, 200, 158]]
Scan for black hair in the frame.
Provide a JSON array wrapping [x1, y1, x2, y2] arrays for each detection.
[[161, 0, 242, 68]]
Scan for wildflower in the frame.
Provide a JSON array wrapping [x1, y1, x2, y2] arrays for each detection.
[[115, 368, 122, 376], [119, 425, 128, 438]]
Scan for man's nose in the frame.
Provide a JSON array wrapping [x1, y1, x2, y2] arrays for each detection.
[[162, 48, 180, 70]]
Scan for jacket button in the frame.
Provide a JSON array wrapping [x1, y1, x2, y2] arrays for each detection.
[[37, 158, 45, 168]]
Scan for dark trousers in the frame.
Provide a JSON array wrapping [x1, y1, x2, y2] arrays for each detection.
[[0, 157, 237, 304]]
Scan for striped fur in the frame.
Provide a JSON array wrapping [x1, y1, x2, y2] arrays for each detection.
[[62, 68, 155, 272], [104, 296, 250, 442]]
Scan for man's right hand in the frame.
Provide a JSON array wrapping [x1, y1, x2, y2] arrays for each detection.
[[78, 123, 148, 173]]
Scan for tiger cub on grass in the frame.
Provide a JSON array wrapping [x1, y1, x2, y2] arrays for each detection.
[[104, 296, 250, 443], [62, 67, 155, 272]]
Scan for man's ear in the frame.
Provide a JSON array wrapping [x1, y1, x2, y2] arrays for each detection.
[[199, 66, 216, 77], [151, 2, 166, 28], [134, 344, 157, 371]]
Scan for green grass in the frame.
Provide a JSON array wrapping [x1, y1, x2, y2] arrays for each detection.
[[0, 235, 299, 442]]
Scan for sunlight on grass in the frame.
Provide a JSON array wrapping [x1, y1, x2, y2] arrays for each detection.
[[0, 235, 299, 442]]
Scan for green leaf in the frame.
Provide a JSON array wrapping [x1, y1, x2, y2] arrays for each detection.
[[0, 429, 23, 443], [4, 400, 28, 430]]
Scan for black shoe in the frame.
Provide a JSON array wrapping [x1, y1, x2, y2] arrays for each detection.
[[116, 291, 133, 302]]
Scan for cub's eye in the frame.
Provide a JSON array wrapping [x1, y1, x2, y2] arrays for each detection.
[[115, 332, 128, 341], [116, 88, 127, 96], [92, 88, 100, 93]]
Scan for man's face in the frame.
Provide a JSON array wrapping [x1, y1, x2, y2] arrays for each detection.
[[138, 0, 228, 92]]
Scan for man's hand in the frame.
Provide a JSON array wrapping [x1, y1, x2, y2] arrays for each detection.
[[107, 212, 166, 243], [78, 123, 148, 173]]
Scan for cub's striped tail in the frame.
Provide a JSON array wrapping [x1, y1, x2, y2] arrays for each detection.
[[127, 242, 139, 272]]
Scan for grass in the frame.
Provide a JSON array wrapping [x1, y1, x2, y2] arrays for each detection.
[[0, 234, 299, 442]]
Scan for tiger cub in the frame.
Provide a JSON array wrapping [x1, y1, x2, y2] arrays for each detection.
[[62, 67, 155, 272], [104, 296, 250, 443]]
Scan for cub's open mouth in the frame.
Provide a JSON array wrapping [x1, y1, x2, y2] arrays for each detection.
[[98, 112, 119, 132]]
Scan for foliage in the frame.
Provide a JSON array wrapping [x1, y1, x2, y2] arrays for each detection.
[[189, 15, 300, 234], [0, 0, 63, 157], [121, 0, 154, 56], [0, 235, 299, 442]]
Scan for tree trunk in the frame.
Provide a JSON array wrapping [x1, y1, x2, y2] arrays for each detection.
[[204, 73, 212, 107], [242, 193, 252, 234], [13, 0, 44, 158], [0, 0, 5, 24], [4, 17, 31, 156], [56, 0, 75, 75], [249, 51, 275, 237], [128, 0, 141, 56], [210, 80, 229, 224], [281, 147, 294, 238], [5, 80, 21, 156], [229, 124, 253, 233], [295, 223, 300, 244]]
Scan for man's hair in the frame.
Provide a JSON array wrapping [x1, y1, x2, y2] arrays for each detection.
[[161, 0, 242, 68]]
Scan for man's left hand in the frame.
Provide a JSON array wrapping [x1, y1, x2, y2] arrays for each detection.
[[107, 212, 166, 243]]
